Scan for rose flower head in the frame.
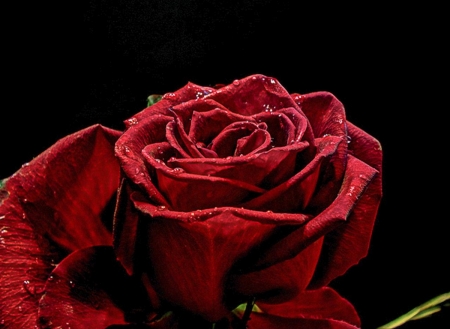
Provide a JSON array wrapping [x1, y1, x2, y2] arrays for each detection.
[[0, 74, 382, 328]]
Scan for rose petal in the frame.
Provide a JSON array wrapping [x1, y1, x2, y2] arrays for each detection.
[[0, 125, 121, 327], [38, 246, 158, 328], [0, 187, 54, 328], [142, 151, 267, 211], [116, 115, 174, 207], [188, 108, 254, 147], [309, 122, 382, 287], [131, 82, 216, 125], [244, 155, 379, 271], [256, 287, 360, 327], [129, 204, 286, 322], [247, 287, 360, 328], [228, 237, 324, 303], [209, 121, 268, 157], [242, 136, 344, 212], [5, 124, 121, 252], [293, 91, 347, 140], [248, 315, 360, 329], [165, 142, 309, 190]]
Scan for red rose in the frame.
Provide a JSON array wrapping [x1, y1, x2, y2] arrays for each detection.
[[0, 74, 381, 328]]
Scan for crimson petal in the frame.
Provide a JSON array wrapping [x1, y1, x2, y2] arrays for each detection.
[[142, 150, 266, 211], [0, 125, 121, 328], [242, 136, 343, 212], [228, 237, 323, 303], [309, 122, 382, 287], [3, 124, 121, 252], [245, 154, 379, 271], [131, 204, 281, 322], [38, 246, 158, 328], [247, 287, 360, 329]]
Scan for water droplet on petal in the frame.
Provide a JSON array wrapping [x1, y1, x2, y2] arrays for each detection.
[[233, 79, 240, 86], [172, 167, 185, 174], [156, 205, 166, 211], [126, 117, 139, 125]]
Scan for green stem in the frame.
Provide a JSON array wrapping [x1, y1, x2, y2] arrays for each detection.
[[377, 292, 450, 329]]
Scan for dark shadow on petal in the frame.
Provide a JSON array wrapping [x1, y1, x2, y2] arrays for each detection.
[[38, 246, 158, 329]]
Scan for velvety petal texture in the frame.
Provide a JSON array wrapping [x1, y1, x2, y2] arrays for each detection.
[[0, 125, 121, 328], [1, 74, 382, 328]]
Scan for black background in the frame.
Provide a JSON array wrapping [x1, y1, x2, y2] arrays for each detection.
[[2, 1, 448, 328]]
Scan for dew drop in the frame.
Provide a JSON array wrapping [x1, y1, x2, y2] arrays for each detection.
[[163, 92, 176, 99], [156, 205, 166, 211], [48, 275, 54, 282], [21, 162, 30, 168], [69, 280, 76, 288], [0, 215, 5, 220], [346, 135, 352, 144], [266, 210, 273, 213], [126, 117, 138, 125], [270, 78, 276, 84], [232, 79, 240, 86], [172, 167, 185, 174], [18, 306, 23, 312]]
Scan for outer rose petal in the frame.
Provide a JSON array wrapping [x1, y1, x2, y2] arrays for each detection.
[[309, 122, 382, 287], [247, 287, 360, 329], [0, 125, 121, 328], [38, 246, 157, 329], [244, 155, 378, 271]]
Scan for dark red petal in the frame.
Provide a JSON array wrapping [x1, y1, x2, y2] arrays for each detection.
[[242, 136, 343, 212], [115, 115, 174, 207], [0, 125, 121, 328], [112, 179, 141, 276], [130, 82, 216, 125], [166, 142, 309, 190], [209, 121, 264, 157], [294, 91, 347, 140], [142, 151, 266, 211], [228, 237, 323, 302], [5, 124, 121, 252], [135, 206, 281, 322], [188, 108, 253, 146], [207, 75, 303, 120], [256, 287, 360, 327], [165, 118, 203, 158], [246, 155, 378, 271], [0, 190, 54, 328], [248, 314, 360, 329], [235, 129, 272, 156], [38, 246, 158, 328], [132, 192, 312, 224], [309, 123, 382, 287]]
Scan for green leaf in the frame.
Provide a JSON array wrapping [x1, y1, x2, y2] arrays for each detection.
[[147, 94, 162, 106]]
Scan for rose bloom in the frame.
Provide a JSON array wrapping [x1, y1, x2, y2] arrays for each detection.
[[0, 74, 382, 328]]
